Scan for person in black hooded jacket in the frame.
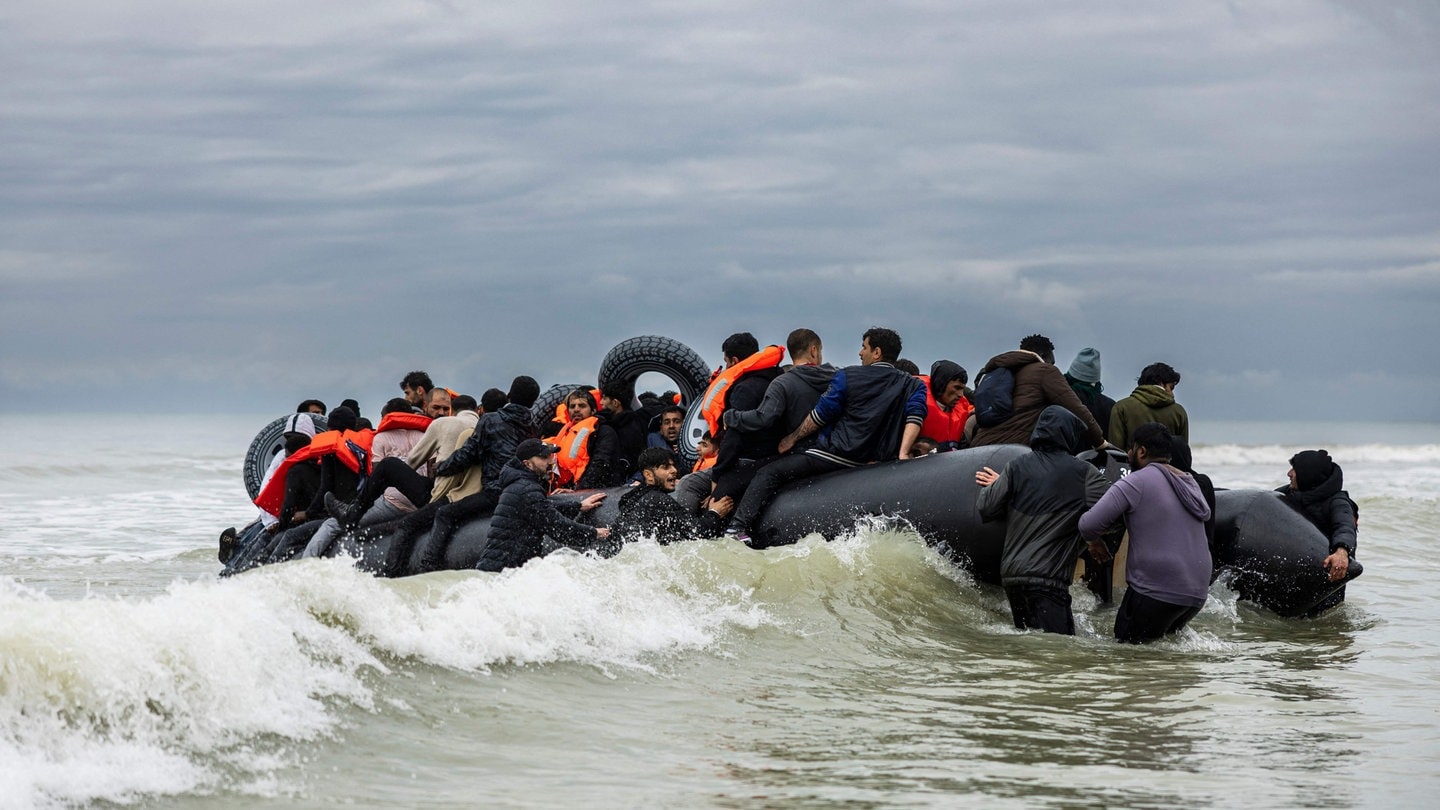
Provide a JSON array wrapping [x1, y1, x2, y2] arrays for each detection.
[[1278, 449, 1358, 610], [976, 405, 1111, 634], [612, 448, 734, 544], [477, 439, 611, 572]]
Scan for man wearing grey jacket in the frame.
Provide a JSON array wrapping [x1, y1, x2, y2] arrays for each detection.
[[976, 406, 1111, 634], [724, 328, 838, 444]]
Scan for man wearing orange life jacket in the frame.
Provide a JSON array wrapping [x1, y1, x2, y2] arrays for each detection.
[[918, 360, 973, 450], [707, 332, 786, 505], [551, 387, 623, 489]]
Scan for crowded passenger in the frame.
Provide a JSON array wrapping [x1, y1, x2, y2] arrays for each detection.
[[551, 387, 623, 489], [726, 327, 925, 545], [400, 371, 434, 412], [476, 439, 611, 572], [1063, 348, 1113, 438], [646, 404, 686, 465], [1109, 362, 1188, 448], [969, 335, 1108, 452], [918, 360, 972, 451], [612, 447, 734, 545]]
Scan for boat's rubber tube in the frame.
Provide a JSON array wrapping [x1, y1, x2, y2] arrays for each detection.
[[1212, 488, 1363, 617]]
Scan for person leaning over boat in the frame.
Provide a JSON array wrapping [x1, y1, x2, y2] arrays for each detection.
[[1108, 362, 1188, 449], [968, 334, 1108, 451], [725, 326, 926, 545], [1278, 449, 1358, 613], [476, 439, 611, 572], [975, 406, 1111, 635], [1079, 422, 1212, 643], [613, 448, 734, 545]]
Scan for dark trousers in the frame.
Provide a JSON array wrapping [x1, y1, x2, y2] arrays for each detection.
[[731, 452, 844, 536], [1004, 583, 1075, 635], [1114, 588, 1202, 644], [357, 457, 434, 514], [415, 488, 501, 573], [711, 457, 770, 503]]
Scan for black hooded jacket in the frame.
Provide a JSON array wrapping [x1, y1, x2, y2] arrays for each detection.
[[612, 485, 727, 545], [725, 363, 838, 443], [435, 403, 540, 489], [477, 458, 603, 572], [1276, 466, 1358, 557], [977, 406, 1111, 588]]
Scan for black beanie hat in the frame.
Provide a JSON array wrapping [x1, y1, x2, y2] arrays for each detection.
[[327, 405, 358, 433], [1289, 449, 1334, 491]]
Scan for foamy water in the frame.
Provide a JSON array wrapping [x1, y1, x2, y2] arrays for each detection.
[[2, 416, 1438, 809]]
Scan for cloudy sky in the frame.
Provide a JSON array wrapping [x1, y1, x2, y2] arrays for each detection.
[[2, 1, 1436, 422]]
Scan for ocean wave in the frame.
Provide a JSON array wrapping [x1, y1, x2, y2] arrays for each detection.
[[1196, 443, 1440, 467]]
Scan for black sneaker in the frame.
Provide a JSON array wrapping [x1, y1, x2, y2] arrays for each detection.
[[218, 527, 238, 564]]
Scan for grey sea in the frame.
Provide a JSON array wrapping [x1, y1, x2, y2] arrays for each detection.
[[2, 415, 1438, 809]]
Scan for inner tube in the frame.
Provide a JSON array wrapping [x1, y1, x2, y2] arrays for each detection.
[[243, 414, 329, 499], [1213, 489, 1362, 617], [596, 335, 712, 406]]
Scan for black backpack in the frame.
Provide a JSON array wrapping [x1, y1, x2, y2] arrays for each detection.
[[972, 367, 1016, 428]]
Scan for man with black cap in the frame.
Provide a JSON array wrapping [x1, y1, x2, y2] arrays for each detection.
[[1278, 449, 1358, 610], [477, 439, 611, 572]]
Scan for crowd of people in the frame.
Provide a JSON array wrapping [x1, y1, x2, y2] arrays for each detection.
[[227, 327, 1359, 643]]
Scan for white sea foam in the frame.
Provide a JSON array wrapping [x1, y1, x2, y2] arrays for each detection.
[[0, 544, 774, 808]]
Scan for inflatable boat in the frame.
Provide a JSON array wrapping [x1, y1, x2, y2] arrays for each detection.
[[228, 335, 1360, 618]]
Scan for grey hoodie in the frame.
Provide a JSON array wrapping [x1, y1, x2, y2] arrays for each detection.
[[725, 363, 839, 438], [1079, 461, 1213, 607]]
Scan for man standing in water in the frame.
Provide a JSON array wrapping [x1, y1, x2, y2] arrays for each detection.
[[1278, 449, 1358, 613], [1079, 422, 1212, 643], [976, 406, 1111, 635]]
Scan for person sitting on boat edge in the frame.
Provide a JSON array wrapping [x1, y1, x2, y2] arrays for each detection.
[[477, 439, 611, 572], [968, 334, 1108, 452], [613, 448, 734, 545], [723, 328, 838, 457], [976, 406, 1111, 635], [1279, 449, 1358, 613], [1079, 422, 1212, 644], [726, 326, 927, 547], [708, 332, 786, 508]]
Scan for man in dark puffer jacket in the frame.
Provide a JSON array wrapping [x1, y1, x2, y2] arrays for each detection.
[[976, 406, 1112, 634], [613, 448, 733, 545], [477, 439, 610, 572]]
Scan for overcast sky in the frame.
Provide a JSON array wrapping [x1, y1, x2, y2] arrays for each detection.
[[2, 1, 1437, 422]]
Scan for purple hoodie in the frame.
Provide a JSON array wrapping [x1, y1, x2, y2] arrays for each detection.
[[1079, 463, 1213, 607]]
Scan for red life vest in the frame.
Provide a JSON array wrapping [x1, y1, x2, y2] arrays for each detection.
[[253, 429, 375, 515], [375, 411, 432, 435], [551, 416, 598, 487], [917, 375, 973, 444], [698, 345, 785, 436]]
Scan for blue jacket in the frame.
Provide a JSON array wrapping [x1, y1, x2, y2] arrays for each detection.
[[806, 362, 926, 466]]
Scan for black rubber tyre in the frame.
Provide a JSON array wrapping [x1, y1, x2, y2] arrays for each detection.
[[243, 414, 329, 499], [596, 336, 713, 406], [531, 383, 590, 426], [676, 398, 708, 470]]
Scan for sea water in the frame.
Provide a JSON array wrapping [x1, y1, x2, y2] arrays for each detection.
[[1, 415, 1438, 809]]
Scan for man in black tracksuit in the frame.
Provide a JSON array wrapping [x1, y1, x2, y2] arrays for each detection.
[[976, 405, 1111, 634], [612, 447, 734, 544], [477, 439, 611, 572]]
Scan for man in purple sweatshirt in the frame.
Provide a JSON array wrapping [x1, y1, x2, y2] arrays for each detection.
[[1079, 422, 1212, 643]]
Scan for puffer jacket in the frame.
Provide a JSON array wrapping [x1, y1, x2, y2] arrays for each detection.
[[977, 406, 1111, 588], [435, 403, 540, 489], [612, 485, 727, 545], [1108, 385, 1189, 448], [970, 351, 1105, 449], [477, 458, 602, 572]]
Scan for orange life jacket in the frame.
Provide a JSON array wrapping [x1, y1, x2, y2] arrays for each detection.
[[551, 416, 598, 487], [698, 345, 785, 436], [253, 429, 375, 515], [553, 388, 602, 425], [917, 375, 973, 444], [692, 453, 718, 474], [375, 411, 432, 435]]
